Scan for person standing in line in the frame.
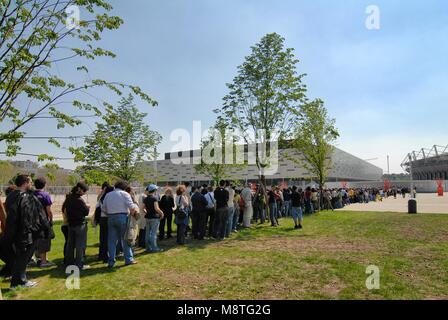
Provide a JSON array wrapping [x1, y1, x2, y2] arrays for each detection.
[[183, 182, 193, 233], [0, 184, 16, 279], [137, 188, 148, 248], [282, 187, 291, 217], [213, 180, 229, 240], [102, 181, 139, 267], [63, 182, 91, 271], [143, 184, 164, 253], [33, 177, 54, 268], [95, 185, 114, 263], [0, 192, 11, 278], [232, 190, 241, 232], [204, 186, 215, 238], [124, 186, 141, 248], [304, 187, 312, 214], [241, 183, 253, 228], [4, 175, 49, 288], [311, 188, 319, 212], [225, 181, 235, 238], [191, 186, 208, 240], [268, 186, 278, 227], [273, 187, 281, 220], [159, 187, 175, 240], [291, 186, 304, 230], [324, 189, 334, 211], [175, 185, 190, 245], [254, 187, 266, 225], [0, 198, 6, 234]]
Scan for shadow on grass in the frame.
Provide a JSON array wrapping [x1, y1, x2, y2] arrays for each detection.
[[1, 215, 316, 285]]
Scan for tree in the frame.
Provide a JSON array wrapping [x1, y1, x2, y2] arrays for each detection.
[[41, 163, 59, 183], [0, 0, 157, 160], [215, 33, 307, 193], [74, 95, 161, 182], [75, 165, 113, 186], [0, 160, 15, 185], [289, 99, 339, 209], [194, 121, 246, 185]]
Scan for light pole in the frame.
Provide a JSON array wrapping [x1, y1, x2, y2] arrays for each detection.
[[407, 153, 417, 214], [408, 153, 414, 199]]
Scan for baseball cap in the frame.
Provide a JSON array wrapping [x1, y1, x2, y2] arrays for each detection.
[[146, 184, 159, 192]]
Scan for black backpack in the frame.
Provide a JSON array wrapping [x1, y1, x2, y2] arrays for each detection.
[[17, 192, 51, 242]]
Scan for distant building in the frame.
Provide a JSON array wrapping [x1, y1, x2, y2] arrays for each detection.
[[142, 145, 383, 186], [401, 145, 448, 180], [10, 160, 38, 173]]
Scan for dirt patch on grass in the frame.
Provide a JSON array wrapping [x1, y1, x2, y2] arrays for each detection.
[[212, 236, 384, 256], [154, 270, 222, 300]]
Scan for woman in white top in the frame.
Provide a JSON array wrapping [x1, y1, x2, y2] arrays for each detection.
[[137, 190, 148, 248], [175, 185, 190, 245]]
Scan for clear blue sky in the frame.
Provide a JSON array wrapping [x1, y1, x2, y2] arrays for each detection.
[[2, 0, 448, 173]]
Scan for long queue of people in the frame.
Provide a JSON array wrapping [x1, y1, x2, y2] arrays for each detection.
[[0, 176, 315, 288], [0, 174, 414, 289]]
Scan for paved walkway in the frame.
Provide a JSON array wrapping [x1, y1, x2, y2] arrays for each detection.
[[339, 193, 448, 214]]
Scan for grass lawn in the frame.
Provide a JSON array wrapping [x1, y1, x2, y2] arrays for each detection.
[[1, 211, 448, 300]]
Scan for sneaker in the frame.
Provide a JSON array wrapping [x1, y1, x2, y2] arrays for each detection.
[[12, 281, 38, 289], [298, 224, 303, 229], [81, 265, 91, 270], [125, 260, 138, 266], [39, 261, 55, 268], [27, 259, 38, 267]]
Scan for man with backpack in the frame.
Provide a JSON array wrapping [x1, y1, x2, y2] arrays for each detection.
[[4, 174, 50, 288], [33, 177, 55, 268]]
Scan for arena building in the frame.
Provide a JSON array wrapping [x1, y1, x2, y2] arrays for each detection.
[[401, 144, 448, 180], [142, 145, 383, 186]]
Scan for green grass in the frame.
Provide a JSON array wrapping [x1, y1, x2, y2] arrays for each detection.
[[1, 211, 448, 300]]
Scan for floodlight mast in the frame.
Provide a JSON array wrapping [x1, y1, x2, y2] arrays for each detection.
[[408, 153, 414, 198]]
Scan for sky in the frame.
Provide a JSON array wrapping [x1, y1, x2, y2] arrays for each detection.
[[2, 0, 448, 174]]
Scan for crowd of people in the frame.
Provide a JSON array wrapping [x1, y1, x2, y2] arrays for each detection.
[[0, 174, 416, 289]]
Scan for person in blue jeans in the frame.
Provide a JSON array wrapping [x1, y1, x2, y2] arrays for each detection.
[[144, 184, 164, 253], [102, 181, 139, 268], [290, 186, 304, 230], [268, 187, 278, 227], [175, 185, 190, 245], [282, 188, 292, 217]]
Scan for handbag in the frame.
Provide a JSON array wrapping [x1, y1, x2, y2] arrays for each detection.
[[125, 215, 138, 246], [175, 196, 187, 220]]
